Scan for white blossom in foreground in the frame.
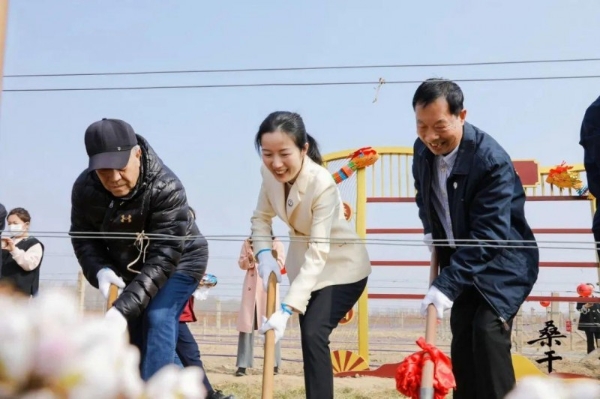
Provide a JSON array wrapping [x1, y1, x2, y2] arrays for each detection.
[[143, 365, 206, 399], [0, 288, 207, 399], [505, 376, 600, 399]]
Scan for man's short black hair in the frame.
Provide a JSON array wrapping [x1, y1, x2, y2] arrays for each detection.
[[412, 78, 464, 116]]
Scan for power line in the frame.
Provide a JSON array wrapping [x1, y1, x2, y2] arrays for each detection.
[[4, 75, 600, 93], [5, 57, 600, 78]]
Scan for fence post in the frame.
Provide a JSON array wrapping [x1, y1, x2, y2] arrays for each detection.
[[216, 299, 222, 334], [568, 302, 575, 351], [399, 311, 404, 329], [514, 307, 524, 353], [77, 271, 85, 313], [550, 292, 560, 325]]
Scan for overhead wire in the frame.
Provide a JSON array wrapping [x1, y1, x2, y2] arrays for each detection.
[[4, 75, 600, 93], [5, 57, 600, 78], [11, 230, 599, 251]]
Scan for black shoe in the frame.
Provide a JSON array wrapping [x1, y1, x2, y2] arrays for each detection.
[[207, 389, 235, 399], [274, 366, 279, 375], [234, 367, 246, 377]]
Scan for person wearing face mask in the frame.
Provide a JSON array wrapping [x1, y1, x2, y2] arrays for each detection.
[[251, 111, 371, 399], [1, 207, 44, 296], [69, 119, 234, 399], [412, 79, 539, 399]]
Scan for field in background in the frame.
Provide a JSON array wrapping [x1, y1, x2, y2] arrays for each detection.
[[46, 278, 600, 398]]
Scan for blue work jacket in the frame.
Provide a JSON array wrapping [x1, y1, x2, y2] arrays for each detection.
[[413, 122, 539, 323]]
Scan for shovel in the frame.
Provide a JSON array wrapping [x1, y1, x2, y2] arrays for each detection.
[[261, 271, 278, 399]]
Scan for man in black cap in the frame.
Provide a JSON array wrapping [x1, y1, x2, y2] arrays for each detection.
[[70, 118, 234, 399]]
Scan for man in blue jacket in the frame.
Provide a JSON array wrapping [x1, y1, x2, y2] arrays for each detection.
[[411, 79, 539, 399], [580, 95, 600, 257]]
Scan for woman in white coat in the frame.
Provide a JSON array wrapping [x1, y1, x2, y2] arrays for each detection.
[[235, 235, 285, 376], [251, 111, 371, 399]]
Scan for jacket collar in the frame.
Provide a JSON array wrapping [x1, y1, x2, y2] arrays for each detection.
[[285, 155, 312, 220], [451, 122, 477, 176]]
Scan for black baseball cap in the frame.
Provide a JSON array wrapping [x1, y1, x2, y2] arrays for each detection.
[[85, 118, 138, 171]]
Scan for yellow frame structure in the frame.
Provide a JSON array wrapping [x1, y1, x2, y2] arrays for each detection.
[[323, 146, 413, 364]]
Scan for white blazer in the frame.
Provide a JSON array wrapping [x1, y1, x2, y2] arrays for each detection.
[[251, 156, 371, 313]]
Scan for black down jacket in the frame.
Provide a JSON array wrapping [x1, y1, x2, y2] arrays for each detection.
[[70, 135, 208, 321]]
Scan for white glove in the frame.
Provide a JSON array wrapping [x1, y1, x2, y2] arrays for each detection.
[[258, 309, 291, 343], [257, 251, 281, 292], [420, 285, 453, 319], [104, 307, 128, 334], [423, 233, 434, 253], [192, 286, 210, 301], [97, 268, 126, 299]]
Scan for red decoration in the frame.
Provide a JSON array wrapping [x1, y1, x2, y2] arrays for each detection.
[[395, 337, 456, 399], [540, 301, 551, 308], [331, 147, 379, 184], [577, 283, 593, 297], [545, 161, 583, 189]]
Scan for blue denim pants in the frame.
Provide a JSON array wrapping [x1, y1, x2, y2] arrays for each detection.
[[176, 322, 213, 392], [138, 271, 199, 380]]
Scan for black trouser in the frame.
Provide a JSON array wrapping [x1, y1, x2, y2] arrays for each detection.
[[585, 330, 599, 354], [594, 229, 600, 262], [176, 323, 213, 393], [450, 286, 515, 399], [298, 277, 367, 399]]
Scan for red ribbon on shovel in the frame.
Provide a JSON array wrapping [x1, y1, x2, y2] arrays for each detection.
[[395, 250, 456, 399], [395, 337, 455, 399]]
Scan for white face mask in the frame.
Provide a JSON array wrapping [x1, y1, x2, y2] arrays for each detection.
[[8, 224, 24, 235]]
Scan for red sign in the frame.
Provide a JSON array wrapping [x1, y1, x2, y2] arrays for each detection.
[[512, 160, 540, 187]]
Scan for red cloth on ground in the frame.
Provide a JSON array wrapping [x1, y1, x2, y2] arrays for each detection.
[[395, 337, 456, 399]]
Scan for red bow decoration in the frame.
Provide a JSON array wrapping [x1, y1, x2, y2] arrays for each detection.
[[545, 161, 582, 189], [347, 147, 379, 169], [395, 337, 456, 399]]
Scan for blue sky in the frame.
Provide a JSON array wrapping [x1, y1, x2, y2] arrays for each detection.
[[1, 0, 599, 311]]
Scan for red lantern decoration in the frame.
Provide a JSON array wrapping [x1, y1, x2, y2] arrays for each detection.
[[540, 301, 551, 308], [577, 283, 593, 297]]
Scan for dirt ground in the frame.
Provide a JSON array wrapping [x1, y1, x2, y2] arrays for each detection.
[[190, 312, 600, 398]]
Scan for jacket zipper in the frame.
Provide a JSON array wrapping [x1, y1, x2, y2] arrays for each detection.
[[445, 168, 509, 331], [474, 282, 510, 331]]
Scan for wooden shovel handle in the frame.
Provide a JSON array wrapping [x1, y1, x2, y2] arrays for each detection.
[[107, 284, 119, 310], [261, 271, 278, 399], [421, 250, 440, 397]]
